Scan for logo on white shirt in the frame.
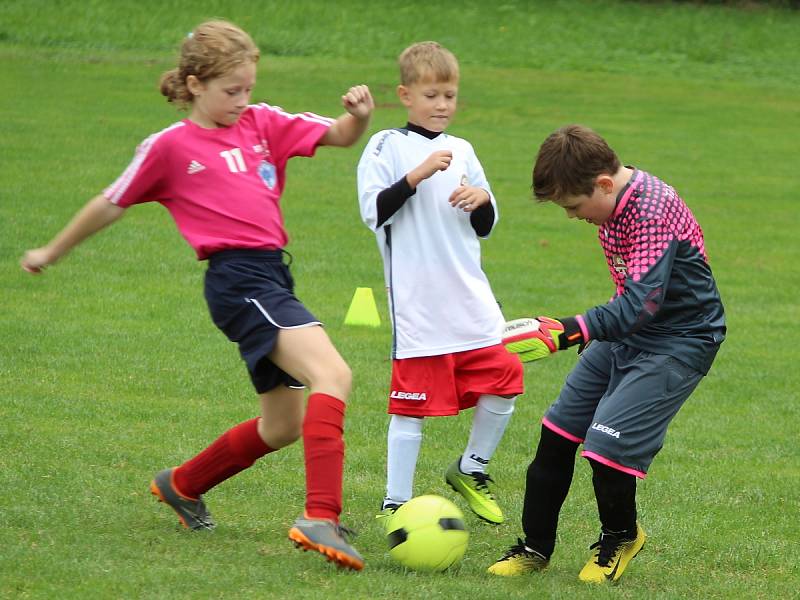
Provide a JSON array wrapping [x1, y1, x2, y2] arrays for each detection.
[[187, 160, 206, 175]]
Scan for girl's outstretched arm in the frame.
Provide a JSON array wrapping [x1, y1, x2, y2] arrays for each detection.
[[21, 194, 125, 273], [321, 84, 374, 147]]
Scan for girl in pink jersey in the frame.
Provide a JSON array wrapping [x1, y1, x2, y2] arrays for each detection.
[[20, 20, 373, 571]]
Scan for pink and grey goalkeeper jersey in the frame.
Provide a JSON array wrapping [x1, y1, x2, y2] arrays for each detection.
[[583, 169, 726, 374], [104, 104, 333, 259]]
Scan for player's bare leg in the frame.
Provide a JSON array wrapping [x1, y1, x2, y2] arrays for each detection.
[[258, 385, 304, 450], [269, 325, 351, 401]]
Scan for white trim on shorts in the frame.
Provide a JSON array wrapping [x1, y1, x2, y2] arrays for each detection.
[[245, 297, 322, 329], [246, 297, 315, 390]]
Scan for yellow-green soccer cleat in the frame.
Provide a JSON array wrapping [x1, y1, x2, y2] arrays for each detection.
[[445, 459, 503, 524], [487, 538, 550, 576], [578, 522, 646, 583], [374, 502, 402, 532]]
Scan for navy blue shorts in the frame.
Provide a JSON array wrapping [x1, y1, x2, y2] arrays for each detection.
[[543, 340, 705, 478], [204, 249, 320, 394]]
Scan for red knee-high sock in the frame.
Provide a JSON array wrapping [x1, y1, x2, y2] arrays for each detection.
[[303, 393, 346, 522], [173, 417, 273, 499]]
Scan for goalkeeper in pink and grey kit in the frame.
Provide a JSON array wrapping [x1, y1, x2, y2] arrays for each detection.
[[488, 124, 726, 583]]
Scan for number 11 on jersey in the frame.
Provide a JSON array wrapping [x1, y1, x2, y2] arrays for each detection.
[[220, 148, 247, 173]]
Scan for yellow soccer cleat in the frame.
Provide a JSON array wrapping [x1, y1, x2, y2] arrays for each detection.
[[445, 459, 504, 524], [578, 522, 646, 583], [487, 538, 549, 576], [374, 502, 402, 533]]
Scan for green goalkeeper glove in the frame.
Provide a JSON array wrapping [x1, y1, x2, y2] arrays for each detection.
[[503, 316, 588, 363]]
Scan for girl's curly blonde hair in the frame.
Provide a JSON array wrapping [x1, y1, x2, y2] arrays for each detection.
[[159, 20, 260, 107]]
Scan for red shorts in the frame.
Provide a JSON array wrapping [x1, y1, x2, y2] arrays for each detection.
[[388, 344, 524, 417]]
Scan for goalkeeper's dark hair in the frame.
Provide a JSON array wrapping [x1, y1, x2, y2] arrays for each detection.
[[532, 125, 621, 203]]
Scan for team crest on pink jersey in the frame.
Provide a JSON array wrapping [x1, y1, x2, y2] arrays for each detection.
[[612, 255, 627, 274], [258, 161, 277, 189]]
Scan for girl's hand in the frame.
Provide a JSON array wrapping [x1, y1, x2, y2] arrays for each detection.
[[21, 247, 55, 274], [342, 84, 374, 120]]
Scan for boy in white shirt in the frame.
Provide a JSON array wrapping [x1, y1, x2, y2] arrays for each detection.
[[357, 41, 524, 524]]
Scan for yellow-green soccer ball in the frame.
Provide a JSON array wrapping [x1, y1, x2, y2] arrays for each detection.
[[386, 494, 469, 572]]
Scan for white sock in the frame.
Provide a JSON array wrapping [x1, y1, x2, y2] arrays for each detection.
[[460, 394, 516, 474], [384, 414, 423, 507]]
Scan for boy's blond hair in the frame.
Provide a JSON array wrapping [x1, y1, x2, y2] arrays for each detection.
[[398, 41, 459, 86]]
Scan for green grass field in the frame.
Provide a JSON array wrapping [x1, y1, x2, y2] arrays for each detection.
[[2, 1, 799, 598]]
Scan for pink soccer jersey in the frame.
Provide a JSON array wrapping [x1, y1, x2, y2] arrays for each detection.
[[104, 104, 333, 259]]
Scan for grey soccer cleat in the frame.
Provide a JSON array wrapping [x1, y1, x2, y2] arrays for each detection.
[[288, 516, 364, 570], [149, 468, 216, 531]]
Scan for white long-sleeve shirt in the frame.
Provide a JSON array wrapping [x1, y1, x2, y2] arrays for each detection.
[[357, 127, 505, 359]]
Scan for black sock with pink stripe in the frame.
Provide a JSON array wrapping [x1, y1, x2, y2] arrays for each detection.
[[589, 458, 637, 539], [522, 425, 580, 557]]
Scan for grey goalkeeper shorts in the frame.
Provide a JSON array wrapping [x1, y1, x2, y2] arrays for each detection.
[[543, 340, 705, 477]]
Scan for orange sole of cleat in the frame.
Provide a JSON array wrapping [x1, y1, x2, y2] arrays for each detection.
[[288, 528, 364, 571], [149, 481, 190, 529]]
